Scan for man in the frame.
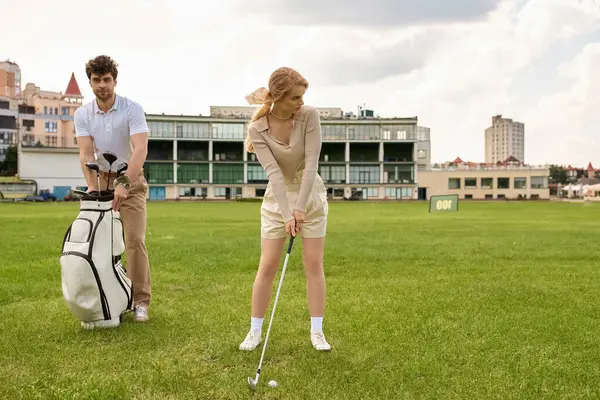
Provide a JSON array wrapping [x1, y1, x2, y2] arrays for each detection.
[[74, 55, 151, 322]]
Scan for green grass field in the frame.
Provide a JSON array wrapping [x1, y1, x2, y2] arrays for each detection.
[[1, 201, 600, 399]]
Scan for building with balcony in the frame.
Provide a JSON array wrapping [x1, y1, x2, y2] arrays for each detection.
[[143, 106, 432, 201]]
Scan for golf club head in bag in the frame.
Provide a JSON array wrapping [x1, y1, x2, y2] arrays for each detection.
[[116, 162, 128, 177], [248, 235, 295, 391], [102, 151, 118, 191], [84, 162, 101, 197]]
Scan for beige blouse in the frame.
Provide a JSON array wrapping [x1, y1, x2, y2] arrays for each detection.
[[247, 105, 322, 223]]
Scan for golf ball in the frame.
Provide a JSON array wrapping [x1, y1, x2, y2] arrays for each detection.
[[268, 380, 278, 388]]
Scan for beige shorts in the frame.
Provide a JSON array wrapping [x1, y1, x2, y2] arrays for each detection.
[[261, 171, 328, 239]]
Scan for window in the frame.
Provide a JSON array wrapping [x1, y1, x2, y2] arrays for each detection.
[[62, 107, 69, 115], [531, 176, 548, 189], [349, 166, 379, 184], [348, 125, 380, 140], [448, 178, 461, 189], [385, 187, 412, 198], [465, 178, 477, 188], [319, 165, 346, 183], [175, 123, 210, 139], [354, 187, 379, 198], [179, 187, 207, 197], [514, 177, 527, 189], [418, 149, 427, 159], [321, 125, 345, 140], [144, 163, 174, 183], [481, 178, 493, 189], [383, 164, 413, 183], [148, 121, 174, 138], [45, 121, 57, 133], [498, 177, 510, 189], [177, 164, 209, 184], [465, 194, 473, 199], [247, 165, 268, 183], [44, 135, 57, 147], [213, 164, 244, 184], [211, 123, 244, 139], [382, 124, 414, 140]]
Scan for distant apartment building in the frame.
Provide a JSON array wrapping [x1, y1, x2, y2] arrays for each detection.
[[419, 157, 549, 200], [485, 115, 525, 164], [142, 106, 431, 201], [0, 60, 21, 98]]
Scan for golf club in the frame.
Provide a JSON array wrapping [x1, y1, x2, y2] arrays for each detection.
[[102, 151, 118, 191], [116, 162, 128, 177], [84, 162, 101, 196], [71, 189, 88, 197], [248, 235, 295, 391]]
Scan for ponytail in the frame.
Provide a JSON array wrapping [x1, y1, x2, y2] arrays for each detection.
[[245, 101, 272, 153]]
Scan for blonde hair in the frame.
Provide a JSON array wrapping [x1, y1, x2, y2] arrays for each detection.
[[245, 67, 309, 152]]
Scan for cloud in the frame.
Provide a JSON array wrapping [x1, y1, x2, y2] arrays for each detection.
[[525, 42, 600, 164], [235, 0, 502, 26], [296, 27, 447, 85]]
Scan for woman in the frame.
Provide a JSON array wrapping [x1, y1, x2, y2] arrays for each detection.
[[239, 67, 331, 351]]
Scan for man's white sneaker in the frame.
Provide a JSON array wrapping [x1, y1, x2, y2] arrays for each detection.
[[310, 331, 331, 351], [239, 330, 262, 351], [134, 305, 149, 322]]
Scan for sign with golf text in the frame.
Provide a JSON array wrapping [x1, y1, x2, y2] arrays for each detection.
[[429, 194, 459, 213]]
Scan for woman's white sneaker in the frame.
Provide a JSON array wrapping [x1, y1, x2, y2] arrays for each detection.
[[310, 331, 331, 351], [239, 330, 262, 351]]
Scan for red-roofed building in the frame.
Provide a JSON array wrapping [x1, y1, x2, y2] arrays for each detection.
[[64, 72, 82, 98], [17, 72, 84, 148]]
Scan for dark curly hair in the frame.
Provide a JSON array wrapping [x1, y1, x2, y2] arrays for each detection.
[[85, 55, 119, 80]]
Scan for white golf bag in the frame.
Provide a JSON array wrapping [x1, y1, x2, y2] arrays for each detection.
[[60, 192, 133, 329]]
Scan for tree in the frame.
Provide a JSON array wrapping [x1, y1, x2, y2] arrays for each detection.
[[549, 164, 568, 184], [0, 145, 17, 176]]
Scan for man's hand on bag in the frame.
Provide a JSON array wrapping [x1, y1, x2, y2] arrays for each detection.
[[113, 184, 128, 211], [292, 209, 305, 233]]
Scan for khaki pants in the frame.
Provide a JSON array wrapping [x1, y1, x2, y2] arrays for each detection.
[[100, 170, 151, 308]]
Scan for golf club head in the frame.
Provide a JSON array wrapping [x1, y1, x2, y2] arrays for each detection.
[[247, 377, 257, 391], [116, 162, 128, 176], [102, 151, 118, 167], [85, 162, 100, 173]]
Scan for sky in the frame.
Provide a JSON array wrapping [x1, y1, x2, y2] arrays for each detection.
[[2, 0, 600, 167]]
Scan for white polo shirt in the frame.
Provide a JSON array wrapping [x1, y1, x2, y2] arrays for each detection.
[[74, 94, 148, 171]]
